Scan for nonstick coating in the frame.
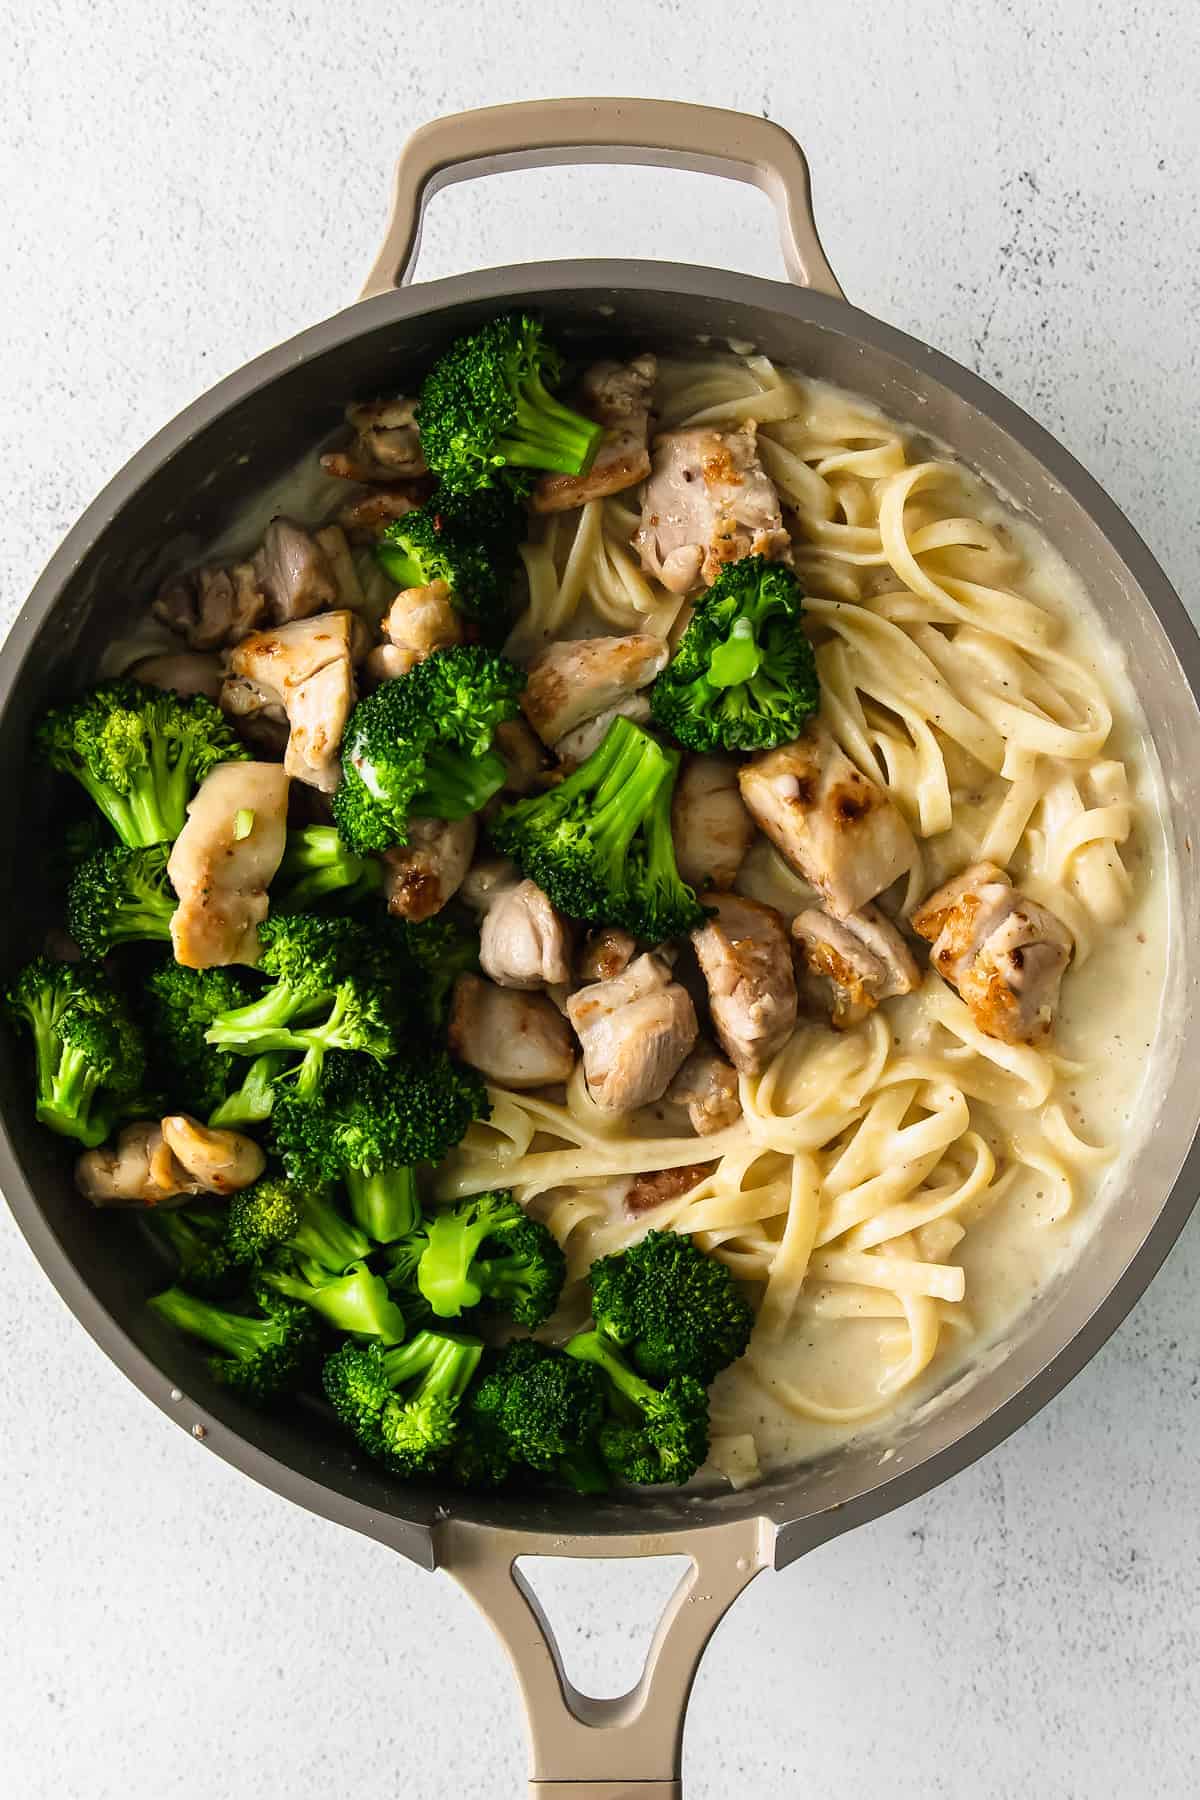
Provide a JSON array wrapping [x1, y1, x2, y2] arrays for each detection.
[[3, 262, 1198, 1571]]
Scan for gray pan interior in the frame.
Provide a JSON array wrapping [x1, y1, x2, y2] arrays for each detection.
[[2, 263, 1198, 1572]]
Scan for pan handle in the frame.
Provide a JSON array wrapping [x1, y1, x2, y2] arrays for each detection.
[[436, 1513, 772, 1798], [360, 97, 844, 300]]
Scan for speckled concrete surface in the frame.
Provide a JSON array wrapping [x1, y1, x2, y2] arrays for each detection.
[[3, 3, 1200, 1795]]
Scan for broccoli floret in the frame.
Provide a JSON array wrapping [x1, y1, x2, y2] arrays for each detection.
[[393, 1191, 565, 1328], [148, 1283, 318, 1405], [566, 1330, 709, 1486], [459, 1339, 608, 1492], [588, 1229, 753, 1385], [376, 488, 523, 627], [490, 714, 704, 941], [271, 1051, 488, 1241], [36, 679, 248, 847], [400, 910, 481, 1032], [272, 826, 384, 914], [332, 647, 526, 854], [650, 557, 819, 752], [262, 1261, 408, 1344], [144, 961, 256, 1120], [145, 1202, 238, 1297], [224, 1173, 371, 1274], [417, 314, 602, 496], [66, 842, 176, 958], [5, 957, 147, 1146], [204, 914, 399, 1099], [323, 1332, 483, 1475]]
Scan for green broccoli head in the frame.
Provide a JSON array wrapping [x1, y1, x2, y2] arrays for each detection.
[[566, 1330, 710, 1487], [148, 1282, 319, 1406], [406, 1191, 566, 1329], [417, 313, 602, 496], [650, 556, 819, 752], [332, 646, 526, 854], [271, 826, 385, 915], [5, 956, 147, 1146], [490, 714, 705, 941], [588, 1229, 753, 1385], [464, 1340, 607, 1490], [145, 1202, 239, 1297], [323, 1332, 483, 1475], [67, 841, 177, 958], [36, 679, 248, 847], [376, 487, 524, 625], [225, 1173, 371, 1275], [144, 959, 257, 1119]]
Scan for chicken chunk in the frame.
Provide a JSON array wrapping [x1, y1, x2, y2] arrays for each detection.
[[253, 517, 339, 624], [554, 694, 652, 766], [217, 674, 291, 757], [565, 953, 698, 1114], [667, 1043, 743, 1135], [478, 877, 573, 989], [577, 926, 638, 985], [380, 816, 476, 922], [153, 561, 266, 651], [738, 726, 916, 918], [363, 643, 419, 688], [635, 421, 791, 595], [460, 855, 520, 913], [625, 1161, 717, 1216], [321, 397, 427, 483], [449, 974, 577, 1089], [313, 524, 365, 612], [520, 634, 669, 747], [130, 651, 224, 701], [793, 903, 920, 1029], [494, 718, 548, 794], [382, 578, 463, 661], [224, 610, 366, 791], [335, 483, 429, 541], [167, 761, 289, 967], [691, 894, 797, 1076], [75, 1116, 265, 1208], [671, 754, 755, 892], [912, 862, 1073, 1045], [531, 355, 657, 513]]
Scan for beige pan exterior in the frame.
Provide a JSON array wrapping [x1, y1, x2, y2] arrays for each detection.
[[1, 101, 1198, 1797]]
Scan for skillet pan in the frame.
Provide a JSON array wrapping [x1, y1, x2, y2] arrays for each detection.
[[3, 99, 1199, 1798]]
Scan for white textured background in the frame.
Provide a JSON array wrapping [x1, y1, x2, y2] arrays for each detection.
[[3, 2, 1200, 1795]]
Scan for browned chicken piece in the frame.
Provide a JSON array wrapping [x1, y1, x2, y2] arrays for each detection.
[[738, 725, 916, 918], [671, 754, 755, 893], [667, 1043, 743, 1135], [478, 877, 573, 989], [691, 894, 797, 1076], [554, 694, 652, 765], [321, 397, 427, 482], [494, 718, 548, 794], [382, 578, 463, 661], [335, 483, 430, 541], [565, 953, 698, 1114], [577, 926, 638, 984], [793, 903, 920, 1030], [531, 355, 658, 513], [625, 1161, 717, 1216], [313, 524, 365, 612], [253, 517, 339, 624], [362, 643, 419, 688], [76, 1116, 266, 1208], [521, 634, 669, 747], [218, 674, 291, 756], [225, 610, 367, 791], [167, 761, 289, 968], [449, 974, 577, 1089], [380, 816, 476, 921], [129, 651, 224, 701], [153, 561, 266, 651], [635, 421, 792, 595], [912, 862, 1073, 1045]]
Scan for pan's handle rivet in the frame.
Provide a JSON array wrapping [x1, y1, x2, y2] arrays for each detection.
[[169, 1388, 183, 1403], [191, 1422, 207, 1440]]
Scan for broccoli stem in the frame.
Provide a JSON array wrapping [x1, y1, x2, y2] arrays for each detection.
[[380, 1329, 482, 1399], [566, 1329, 659, 1417], [149, 1286, 277, 1360], [376, 544, 429, 590], [265, 1265, 407, 1344], [344, 1166, 420, 1243], [497, 371, 602, 473], [409, 744, 508, 821], [207, 1052, 288, 1129], [416, 1212, 491, 1318], [289, 1191, 371, 1274], [205, 984, 331, 1048], [39, 1046, 107, 1145]]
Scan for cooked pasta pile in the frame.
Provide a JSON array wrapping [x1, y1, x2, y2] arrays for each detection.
[[438, 354, 1139, 1452]]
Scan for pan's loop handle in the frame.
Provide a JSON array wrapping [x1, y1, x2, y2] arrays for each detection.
[[360, 98, 844, 301], [437, 1515, 773, 1798]]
